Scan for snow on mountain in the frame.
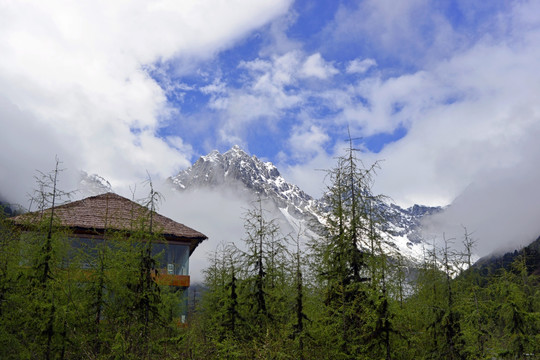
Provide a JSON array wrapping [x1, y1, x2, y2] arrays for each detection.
[[169, 146, 441, 265], [171, 145, 322, 221]]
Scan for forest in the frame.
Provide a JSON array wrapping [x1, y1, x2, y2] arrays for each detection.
[[1, 152, 539, 360]]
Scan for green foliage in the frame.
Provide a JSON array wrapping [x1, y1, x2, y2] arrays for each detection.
[[189, 199, 299, 359], [4, 158, 540, 359]]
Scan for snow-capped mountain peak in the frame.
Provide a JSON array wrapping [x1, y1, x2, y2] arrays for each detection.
[[78, 171, 113, 197], [170, 146, 316, 215], [201, 149, 221, 163]]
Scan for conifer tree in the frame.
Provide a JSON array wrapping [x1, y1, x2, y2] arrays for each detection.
[[290, 229, 309, 360], [455, 227, 491, 359], [0, 157, 77, 359], [489, 253, 540, 358], [0, 209, 27, 358], [127, 175, 165, 357], [310, 132, 386, 359], [440, 235, 462, 359], [240, 197, 284, 328]]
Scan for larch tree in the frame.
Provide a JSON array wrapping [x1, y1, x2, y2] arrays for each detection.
[[310, 131, 388, 359]]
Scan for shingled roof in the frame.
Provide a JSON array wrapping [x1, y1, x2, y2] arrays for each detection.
[[10, 192, 207, 254]]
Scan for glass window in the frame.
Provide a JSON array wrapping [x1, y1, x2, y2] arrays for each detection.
[[67, 237, 190, 276], [166, 286, 188, 321], [152, 242, 190, 276]]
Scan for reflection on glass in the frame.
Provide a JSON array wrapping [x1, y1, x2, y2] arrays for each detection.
[[152, 243, 189, 276], [69, 237, 190, 277]]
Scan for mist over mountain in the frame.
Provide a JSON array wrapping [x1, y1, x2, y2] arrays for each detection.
[[472, 235, 540, 277]]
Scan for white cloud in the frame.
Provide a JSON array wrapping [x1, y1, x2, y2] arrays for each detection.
[[201, 79, 228, 110], [300, 53, 339, 79], [157, 186, 249, 283], [370, 33, 540, 206], [200, 79, 227, 95], [0, 95, 81, 207], [214, 50, 345, 147], [164, 136, 194, 155], [0, 0, 292, 204], [279, 139, 351, 199], [259, 10, 302, 57], [216, 51, 305, 145], [422, 156, 540, 257], [325, 0, 464, 66], [288, 124, 330, 159], [346, 58, 377, 74]]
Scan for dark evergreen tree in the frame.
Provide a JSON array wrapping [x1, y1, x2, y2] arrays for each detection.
[[310, 131, 390, 359]]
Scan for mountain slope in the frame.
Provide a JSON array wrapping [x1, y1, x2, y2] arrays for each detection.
[[169, 146, 441, 265]]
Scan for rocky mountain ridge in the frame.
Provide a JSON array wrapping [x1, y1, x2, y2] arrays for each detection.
[[170, 145, 320, 218]]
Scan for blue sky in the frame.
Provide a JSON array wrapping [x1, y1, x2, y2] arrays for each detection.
[[2, 0, 540, 255], [148, 0, 458, 158]]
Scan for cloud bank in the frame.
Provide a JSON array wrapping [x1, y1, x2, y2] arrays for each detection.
[[0, 0, 292, 206]]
